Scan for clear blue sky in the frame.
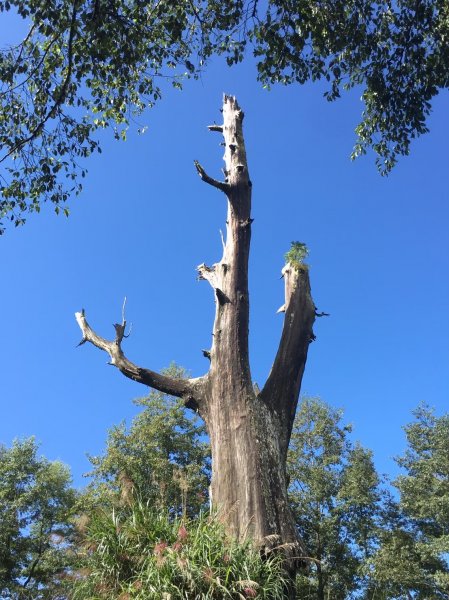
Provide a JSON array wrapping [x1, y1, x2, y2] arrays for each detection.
[[1, 18, 448, 488]]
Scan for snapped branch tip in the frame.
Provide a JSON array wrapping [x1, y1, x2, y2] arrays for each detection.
[[193, 160, 229, 193], [122, 297, 127, 323]]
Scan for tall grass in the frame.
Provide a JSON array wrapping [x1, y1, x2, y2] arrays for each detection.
[[71, 500, 287, 599]]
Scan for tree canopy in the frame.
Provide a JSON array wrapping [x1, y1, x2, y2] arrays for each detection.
[[288, 398, 383, 599], [0, 437, 77, 599], [85, 369, 210, 518], [1, 401, 448, 598], [368, 404, 449, 599], [0, 0, 447, 232]]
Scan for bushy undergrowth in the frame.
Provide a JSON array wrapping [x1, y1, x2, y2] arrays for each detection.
[[71, 501, 286, 599]]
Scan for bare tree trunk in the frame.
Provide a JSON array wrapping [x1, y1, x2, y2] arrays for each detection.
[[75, 95, 316, 586]]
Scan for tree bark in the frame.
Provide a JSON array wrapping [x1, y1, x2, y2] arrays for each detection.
[[76, 95, 316, 586]]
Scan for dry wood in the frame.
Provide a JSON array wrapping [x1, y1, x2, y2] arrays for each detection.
[[75, 96, 316, 585]]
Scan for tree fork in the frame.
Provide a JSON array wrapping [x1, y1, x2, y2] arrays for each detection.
[[75, 95, 316, 588]]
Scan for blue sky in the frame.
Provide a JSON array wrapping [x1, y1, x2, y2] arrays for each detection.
[[1, 21, 448, 488]]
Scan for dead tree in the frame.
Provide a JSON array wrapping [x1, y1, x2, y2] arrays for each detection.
[[76, 95, 316, 580]]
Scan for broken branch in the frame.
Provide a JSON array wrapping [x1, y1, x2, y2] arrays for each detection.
[[75, 308, 200, 406], [197, 263, 218, 288], [194, 160, 230, 193], [260, 263, 316, 455]]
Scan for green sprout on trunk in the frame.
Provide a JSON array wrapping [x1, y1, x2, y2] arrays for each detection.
[[284, 241, 309, 269]]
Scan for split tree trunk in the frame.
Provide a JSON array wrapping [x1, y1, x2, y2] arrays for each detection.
[[76, 95, 316, 583]]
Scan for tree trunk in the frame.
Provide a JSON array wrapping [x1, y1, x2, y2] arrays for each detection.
[[316, 553, 325, 600], [75, 95, 316, 588]]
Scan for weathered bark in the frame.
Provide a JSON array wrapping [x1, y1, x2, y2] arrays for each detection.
[[75, 95, 316, 584]]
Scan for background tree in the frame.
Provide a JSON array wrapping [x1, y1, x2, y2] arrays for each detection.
[[1, 0, 447, 231], [0, 438, 77, 599], [367, 404, 449, 599], [85, 365, 210, 517], [288, 397, 383, 600]]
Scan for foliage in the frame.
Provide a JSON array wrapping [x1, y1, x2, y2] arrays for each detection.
[[367, 403, 449, 599], [290, 400, 449, 599], [249, 0, 449, 174], [288, 397, 383, 600], [0, 437, 77, 599], [0, 0, 244, 232], [84, 365, 210, 518], [284, 241, 309, 268], [70, 502, 287, 599], [3, 399, 447, 599], [79, 395, 449, 599], [1, 0, 447, 232]]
